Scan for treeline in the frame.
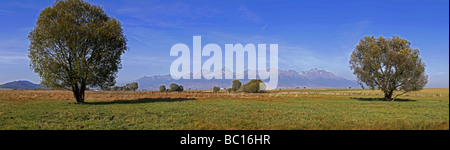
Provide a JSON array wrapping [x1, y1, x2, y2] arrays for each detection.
[[213, 79, 265, 93], [159, 83, 184, 92], [103, 82, 139, 91], [18, 80, 264, 93], [157, 79, 265, 93]]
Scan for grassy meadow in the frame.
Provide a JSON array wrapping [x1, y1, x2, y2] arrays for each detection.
[[0, 88, 448, 130]]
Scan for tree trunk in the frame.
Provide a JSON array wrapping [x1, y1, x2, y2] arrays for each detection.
[[72, 84, 86, 104], [384, 90, 393, 101]]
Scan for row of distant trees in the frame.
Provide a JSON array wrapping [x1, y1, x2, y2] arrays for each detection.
[[213, 79, 265, 93], [159, 83, 184, 92], [157, 79, 264, 93], [103, 82, 139, 91]]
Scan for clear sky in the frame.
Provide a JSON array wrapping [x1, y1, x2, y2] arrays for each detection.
[[0, 0, 448, 88]]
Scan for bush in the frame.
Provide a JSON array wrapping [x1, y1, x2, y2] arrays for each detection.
[[170, 83, 179, 91], [213, 86, 220, 93], [241, 79, 265, 93], [179, 85, 184, 92], [111, 86, 119, 91], [109, 82, 138, 91], [159, 85, 166, 92], [101, 87, 110, 91], [169, 83, 183, 92], [227, 88, 232, 93], [232, 80, 241, 92], [167, 89, 172, 92], [128, 82, 139, 91]]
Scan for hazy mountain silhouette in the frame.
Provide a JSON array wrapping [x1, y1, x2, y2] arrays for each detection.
[[0, 69, 359, 90], [0, 80, 43, 90]]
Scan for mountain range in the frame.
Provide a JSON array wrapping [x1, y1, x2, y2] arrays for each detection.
[[0, 80, 43, 90], [0, 68, 360, 90]]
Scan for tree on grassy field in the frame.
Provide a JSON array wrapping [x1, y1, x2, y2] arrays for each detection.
[[169, 83, 183, 92], [179, 85, 184, 92], [350, 36, 427, 101], [101, 87, 110, 91], [213, 86, 220, 93], [232, 80, 241, 92], [133, 82, 139, 91], [111, 86, 119, 91], [169, 83, 178, 91], [242, 79, 265, 93], [126, 82, 138, 91], [159, 85, 166, 92], [28, 0, 127, 103]]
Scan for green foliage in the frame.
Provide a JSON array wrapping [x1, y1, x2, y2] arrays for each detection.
[[350, 36, 428, 101], [125, 82, 139, 91], [28, 0, 127, 103], [179, 85, 184, 92], [241, 79, 265, 93], [213, 86, 220, 93], [169, 83, 183, 92], [232, 80, 241, 92], [227, 88, 232, 93], [111, 86, 119, 91], [159, 85, 166, 92], [101, 87, 110, 91], [108, 82, 138, 91], [170, 83, 179, 91]]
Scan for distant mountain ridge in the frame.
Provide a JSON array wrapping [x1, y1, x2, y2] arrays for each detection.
[[0, 69, 360, 90], [136, 68, 360, 90], [0, 80, 43, 90]]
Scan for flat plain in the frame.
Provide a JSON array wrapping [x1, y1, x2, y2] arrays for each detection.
[[0, 88, 448, 130]]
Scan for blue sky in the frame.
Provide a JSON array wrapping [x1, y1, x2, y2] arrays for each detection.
[[0, 0, 448, 88]]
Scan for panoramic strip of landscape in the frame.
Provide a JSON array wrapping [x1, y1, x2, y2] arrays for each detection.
[[0, 0, 448, 134]]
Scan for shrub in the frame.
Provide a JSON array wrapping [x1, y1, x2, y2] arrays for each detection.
[[170, 83, 179, 91], [111, 86, 119, 91], [159, 85, 166, 92], [179, 85, 184, 92], [101, 87, 110, 91], [213, 86, 220, 93], [128, 82, 139, 91], [169, 83, 183, 92], [241, 79, 265, 93], [232, 80, 241, 92], [227, 88, 232, 93]]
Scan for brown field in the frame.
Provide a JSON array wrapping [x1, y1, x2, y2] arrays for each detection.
[[0, 88, 447, 102], [0, 88, 448, 130]]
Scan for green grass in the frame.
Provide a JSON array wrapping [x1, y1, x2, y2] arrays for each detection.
[[0, 89, 448, 130]]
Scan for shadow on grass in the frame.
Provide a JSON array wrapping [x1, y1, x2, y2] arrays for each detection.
[[86, 98, 196, 105], [351, 97, 417, 102]]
